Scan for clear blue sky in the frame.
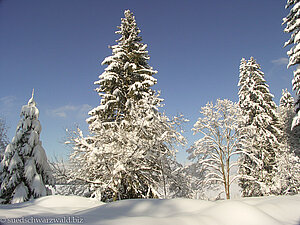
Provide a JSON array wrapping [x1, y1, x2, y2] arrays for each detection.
[[0, 0, 293, 163]]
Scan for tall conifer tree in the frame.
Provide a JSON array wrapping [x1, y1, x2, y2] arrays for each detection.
[[283, 0, 300, 128], [277, 89, 300, 194], [238, 57, 280, 196], [87, 10, 157, 129], [68, 10, 185, 201]]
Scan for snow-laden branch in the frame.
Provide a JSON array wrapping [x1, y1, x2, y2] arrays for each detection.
[[188, 99, 242, 199]]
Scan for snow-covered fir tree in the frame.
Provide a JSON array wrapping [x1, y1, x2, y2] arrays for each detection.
[[280, 89, 295, 108], [238, 57, 281, 197], [0, 90, 54, 204], [283, 0, 300, 128], [279, 90, 296, 149], [0, 118, 9, 162], [277, 89, 300, 194], [67, 10, 186, 201], [187, 99, 241, 199], [278, 90, 300, 157], [87, 9, 157, 128]]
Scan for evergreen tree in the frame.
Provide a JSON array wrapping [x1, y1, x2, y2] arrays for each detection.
[[280, 89, 295, 108], [68, 10, 185, 201], [278, 89, 296, 152], [0, 118, 9, 162], [87, 9, 157, 129], [238, 57, 280, 197], [0, 90, 54, 204], [283, 0, 300, 128], [277, 89, 300, 194]]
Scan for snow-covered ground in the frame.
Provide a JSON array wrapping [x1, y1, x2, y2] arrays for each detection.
[[0, 194, 299, 225]]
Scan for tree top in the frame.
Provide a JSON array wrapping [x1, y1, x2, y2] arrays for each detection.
[[27, 89, 36, 107]]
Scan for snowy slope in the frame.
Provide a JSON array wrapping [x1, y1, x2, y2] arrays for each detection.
[[0, 195, 299, 225]]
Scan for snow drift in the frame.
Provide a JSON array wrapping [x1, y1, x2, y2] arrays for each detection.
[[0, 194, 299, 225]]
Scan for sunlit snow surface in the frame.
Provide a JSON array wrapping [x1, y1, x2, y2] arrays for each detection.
[[0, 195, 299, 225]]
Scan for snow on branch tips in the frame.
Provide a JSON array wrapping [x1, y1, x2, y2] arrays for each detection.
[[283, 0, 300, 128], [0, 90, 54, 204], [188, 99, 241, 200], [66, 10, 187, 201]]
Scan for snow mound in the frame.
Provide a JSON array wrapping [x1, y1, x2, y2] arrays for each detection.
[[0, 195, 299, 225], [0, 195, 103, 218]]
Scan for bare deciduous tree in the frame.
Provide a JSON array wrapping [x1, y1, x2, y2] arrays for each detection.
[[187, 99, 241, 199]]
